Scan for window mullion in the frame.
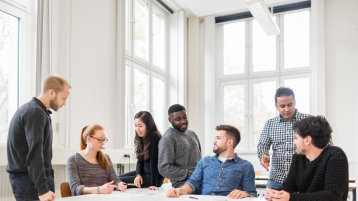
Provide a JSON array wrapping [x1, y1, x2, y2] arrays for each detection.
[[148, 72, 152, 113], [247, 80, 254, 152], [129, 62, 135, 147], [246, 19, 251, 76], [129, 0, 134, 57], [278, 13, 284, 74], [148, 0, 153, 65]]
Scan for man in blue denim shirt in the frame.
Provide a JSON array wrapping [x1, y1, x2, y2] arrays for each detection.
[[167, 125, 257, 199]]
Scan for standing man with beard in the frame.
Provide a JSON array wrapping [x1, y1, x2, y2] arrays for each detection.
[[158, 104, 201, 188], [7, 76, 71, 201], [166, 125, 257, 199]]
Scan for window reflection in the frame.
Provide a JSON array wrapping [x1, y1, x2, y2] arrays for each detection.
[[224, 84, 246, 146], [284, 78, 310, 113], [0, 10, 19, 144], [134, 0, 149, 60], [253, 81, 277, 148], [252, 18, 276, 72], [284, 11, 310, 68], [223, 22, 245, 75]]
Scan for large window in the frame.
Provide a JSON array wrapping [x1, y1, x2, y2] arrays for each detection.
[[216, 9, 311, 152], [125, 0, 168, 147], [0, 9, 19, 144]]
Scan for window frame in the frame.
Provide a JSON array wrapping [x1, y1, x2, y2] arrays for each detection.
[[124, 0, 168, 148], [216, 8, 312, 153], [0, 1, 35, 145]]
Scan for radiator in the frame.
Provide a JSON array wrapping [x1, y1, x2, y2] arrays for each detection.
[[0, 166, 15, 201]]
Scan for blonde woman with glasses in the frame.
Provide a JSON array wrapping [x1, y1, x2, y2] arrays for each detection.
[[66, 124, 127, 196]]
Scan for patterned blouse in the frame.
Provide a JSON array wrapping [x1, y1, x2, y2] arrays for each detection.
[[257, 110, 310, 184]]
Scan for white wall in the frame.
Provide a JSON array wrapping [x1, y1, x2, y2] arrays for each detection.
[[47, 0, 122, 196], [324, 0, 358, 178]]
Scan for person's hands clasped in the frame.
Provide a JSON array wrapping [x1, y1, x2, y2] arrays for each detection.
[[266, 190, 290, 201], [227, 189, 249, 199], [134, 175, 143, 188], [148, 186, 159, 190], [166, 187, 180, 197], [261, 155, 270, 171], [117, 181, 127, 191], [265, 188, 275, 201], [38, 191, 56, 201], [99, 180, 116, 194]]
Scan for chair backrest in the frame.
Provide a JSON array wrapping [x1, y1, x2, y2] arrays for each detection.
[[60, 182, 71, 198]]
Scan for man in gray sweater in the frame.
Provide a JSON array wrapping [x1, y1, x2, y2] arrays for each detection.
[[158, 104, 202, 188]]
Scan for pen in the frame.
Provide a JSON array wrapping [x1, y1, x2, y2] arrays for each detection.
[[189, 196, 198, 200]]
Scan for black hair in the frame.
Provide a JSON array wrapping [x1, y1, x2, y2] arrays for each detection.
[[168, 104, 186, 116], [275, 87, 295, 104], [134, 111, 161, 161], [293, 116, 332, 149]]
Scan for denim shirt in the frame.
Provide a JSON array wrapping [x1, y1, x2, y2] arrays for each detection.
[[186, 154, 257, 196]]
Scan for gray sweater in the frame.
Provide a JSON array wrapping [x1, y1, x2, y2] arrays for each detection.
[[158, 127, 202, 187], [66, 153, 119, 196]]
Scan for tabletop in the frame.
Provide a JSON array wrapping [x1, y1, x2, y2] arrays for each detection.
[[55, 185, 266, 201]]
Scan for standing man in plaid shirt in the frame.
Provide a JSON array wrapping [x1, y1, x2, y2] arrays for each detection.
[[257, 87, 310, 190]]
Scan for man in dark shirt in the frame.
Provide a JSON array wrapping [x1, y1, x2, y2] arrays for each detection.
[[7, 76, 71, 201], [265, 116, 348, 201]]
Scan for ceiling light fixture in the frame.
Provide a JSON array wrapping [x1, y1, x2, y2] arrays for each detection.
[[245, 0, 280, 35]]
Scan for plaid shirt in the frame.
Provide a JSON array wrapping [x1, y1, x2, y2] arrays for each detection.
[[257, 110, 310, 184]]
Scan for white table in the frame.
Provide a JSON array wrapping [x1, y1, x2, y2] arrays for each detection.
[[55, 186, 266, 201]]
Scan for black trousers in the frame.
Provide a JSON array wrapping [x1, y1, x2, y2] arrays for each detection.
[[9, 172, 54, 201], [118, 171, 153, 188]]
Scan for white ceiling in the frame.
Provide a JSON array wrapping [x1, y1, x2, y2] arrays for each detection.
[[164, 0, 308, 17]]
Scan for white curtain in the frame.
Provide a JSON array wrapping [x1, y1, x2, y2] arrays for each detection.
[[36, 0, 51, 95]]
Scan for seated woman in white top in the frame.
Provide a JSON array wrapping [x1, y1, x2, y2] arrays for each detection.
[[66, 124, 127, 196]]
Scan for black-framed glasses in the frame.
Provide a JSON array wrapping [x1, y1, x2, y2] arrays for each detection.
[[90, 136, 108, 144]]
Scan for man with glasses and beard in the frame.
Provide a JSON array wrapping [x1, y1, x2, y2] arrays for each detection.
[[158, 104, 202, 188], [166, 125, 257, 199]]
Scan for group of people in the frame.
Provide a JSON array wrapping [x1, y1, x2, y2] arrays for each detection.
[[6, 76, 349, 201]]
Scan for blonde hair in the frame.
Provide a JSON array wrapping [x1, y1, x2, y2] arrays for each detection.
[[42, 76, 71, 94], [80, 124, 110, 171]]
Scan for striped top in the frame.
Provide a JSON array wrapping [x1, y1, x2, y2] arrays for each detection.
[[66, 153, 119, 196]]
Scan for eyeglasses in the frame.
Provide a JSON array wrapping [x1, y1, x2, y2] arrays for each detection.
[[90, 136, 108, 144]]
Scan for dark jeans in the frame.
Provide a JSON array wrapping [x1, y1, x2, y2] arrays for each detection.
[[9, 172, 55, 201], [119, 171, 160, 188]]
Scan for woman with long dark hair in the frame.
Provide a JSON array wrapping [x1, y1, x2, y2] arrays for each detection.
[[66, 124, 127, 196], [119, 111, 164, 190]]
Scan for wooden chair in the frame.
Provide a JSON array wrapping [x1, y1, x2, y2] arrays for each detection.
[[60, 182, 71, 198]]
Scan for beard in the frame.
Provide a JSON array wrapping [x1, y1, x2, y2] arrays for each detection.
[[171, 122, 188, 131], [213, 146, 225, 154], [50, 97, 59, 111]]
